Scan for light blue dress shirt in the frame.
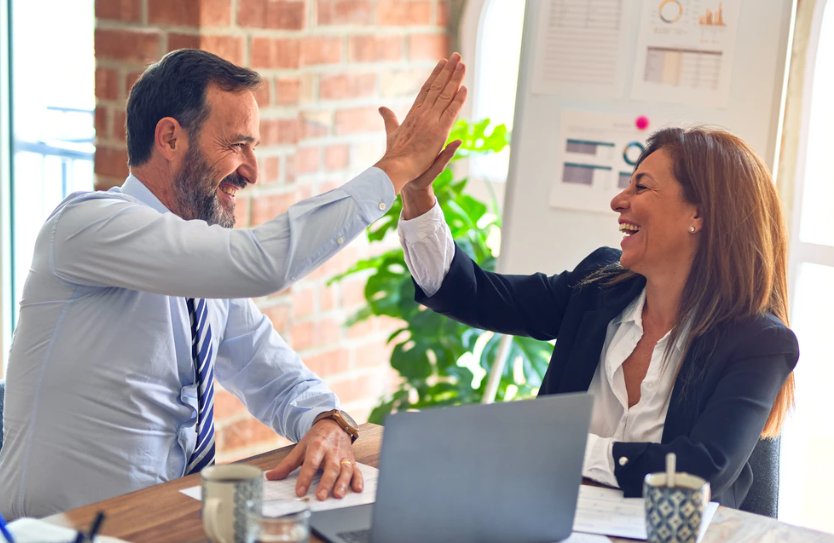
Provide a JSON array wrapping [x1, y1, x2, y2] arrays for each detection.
[[0, 168, 395, 519]]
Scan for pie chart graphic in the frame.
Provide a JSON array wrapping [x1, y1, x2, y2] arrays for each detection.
[[659, 0, 683, 23]]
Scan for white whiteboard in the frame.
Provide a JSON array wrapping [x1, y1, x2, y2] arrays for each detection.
[[499, 0, 795, 275]]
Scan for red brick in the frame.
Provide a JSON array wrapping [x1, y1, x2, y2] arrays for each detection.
[[328, 374, 383, 404], [148, 0, 199, 26], [263, 156, 281, 183], [292, 287, 315, 318], [96, 0, 142, 22], [303, 348, 350, 377], [290, 318, 341, 351], [300, 36, 342, 66], [251, 38, 300, 69], [275, 78, 301, 105], [348, 35, 403, 63], [355, 340, 393, 369], [125, 71, 144, 96], [233, 195, 250, 227], [316, 0, 372, 25], [409, 33, 450, 61], [335, 106, 382, 135], [251, 192, 295, 225], [253, 79, 271, 108], [437, 0, 450, 26], [319, 73, 376, 100], [216, 416, 277, 451], [238, 0, 305, 30], [320, 284, 336, 311], [377, 0, 431, 26], [168, 33, 201, 51], [324, 144, 349, 171], [95, 107, 109, 138], [113, 110, 127, 142], [95, 67, 119, 101], [341, 276, 367, 308], [95, 147, 129, 178], [284, 155, 298, 185], [296, 147, 320, 174], [347, 317, 374, 339], [380, 68, 426, 99], [261, 118, 299, 146], [299, 110, 333, 139], [214, 388, 247, 419], [201, 35, 246, 65], [201, 0, 233, 26], [96, 29, 161, 64], [262, 303, 291, 332]]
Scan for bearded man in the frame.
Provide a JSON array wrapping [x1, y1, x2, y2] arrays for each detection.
[[0, 48, 466, 518]]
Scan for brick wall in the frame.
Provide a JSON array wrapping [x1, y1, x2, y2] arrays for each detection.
[[94, 0, 452, 463]]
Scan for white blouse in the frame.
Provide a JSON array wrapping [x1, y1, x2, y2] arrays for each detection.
[[398, 202, 685, 487]]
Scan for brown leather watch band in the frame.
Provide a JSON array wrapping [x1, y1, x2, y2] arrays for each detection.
[[314, 409, 359, 444]]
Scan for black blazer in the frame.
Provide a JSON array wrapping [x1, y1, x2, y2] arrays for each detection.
[[414, 246, 799, 507]]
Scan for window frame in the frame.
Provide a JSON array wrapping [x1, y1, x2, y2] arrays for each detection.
[[0, 0, 13, 375]]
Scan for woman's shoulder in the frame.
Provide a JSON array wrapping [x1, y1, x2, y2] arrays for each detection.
[[711, 313, 799, 358], [569, 247, 624, 281]]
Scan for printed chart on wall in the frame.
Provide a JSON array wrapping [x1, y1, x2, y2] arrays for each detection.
[[631, 0, 742, 107], [532, 0, 628, 97], [550, 109, 664, 213]]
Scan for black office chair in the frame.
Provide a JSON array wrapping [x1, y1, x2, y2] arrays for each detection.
[[739, 437, 780, 518], [0, 379, 5, 456]]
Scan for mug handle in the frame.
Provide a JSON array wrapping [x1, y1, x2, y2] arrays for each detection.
[[204, 498, 232, 543]]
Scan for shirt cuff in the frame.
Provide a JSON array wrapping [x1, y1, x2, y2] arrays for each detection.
[[397, 199, 443, 243], [582, 433, 619, 488], [340, 167, 396, 224]]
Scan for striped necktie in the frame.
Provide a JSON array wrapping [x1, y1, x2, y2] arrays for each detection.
[[185, 298, 216, 475]]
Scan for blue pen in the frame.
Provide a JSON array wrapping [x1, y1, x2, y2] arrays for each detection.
[[0, 510, 15, 543]]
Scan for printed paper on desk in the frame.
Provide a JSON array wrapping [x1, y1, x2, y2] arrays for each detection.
[[8, 517, 131, 543], [180, 462, 378, 514], [573, 485, 719, 541]]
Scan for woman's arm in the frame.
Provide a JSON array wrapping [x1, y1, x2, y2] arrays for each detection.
[[610, 322, 799, 500]]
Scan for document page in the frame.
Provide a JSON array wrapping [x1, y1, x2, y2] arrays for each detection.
[[574, 485, 719, 541], [180, 462, 378, 515]]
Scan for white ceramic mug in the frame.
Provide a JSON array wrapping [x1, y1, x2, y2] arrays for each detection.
[[201, 464, 263, 543]]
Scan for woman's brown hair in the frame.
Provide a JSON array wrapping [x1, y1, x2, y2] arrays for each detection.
[[587, 126, 794, 438]]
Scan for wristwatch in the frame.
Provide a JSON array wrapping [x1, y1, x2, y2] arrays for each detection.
[[314, 409, 359, 444]]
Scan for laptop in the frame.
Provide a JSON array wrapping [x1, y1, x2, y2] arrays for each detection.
[[311, 392, 593, 543]]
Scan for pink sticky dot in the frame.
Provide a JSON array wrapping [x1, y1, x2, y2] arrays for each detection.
[[636, 116, 650, 131]]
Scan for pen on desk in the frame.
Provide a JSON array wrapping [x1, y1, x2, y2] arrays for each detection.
[[87, 511, 106, 543], [0, 510, 15, 543]]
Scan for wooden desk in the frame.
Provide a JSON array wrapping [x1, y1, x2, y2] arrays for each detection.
[[45, 423, 834, 543]]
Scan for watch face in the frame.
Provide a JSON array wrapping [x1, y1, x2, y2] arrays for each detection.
[[340, 410, 358, 428]]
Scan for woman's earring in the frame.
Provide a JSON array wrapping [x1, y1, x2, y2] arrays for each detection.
[[689, 226, 696, 234]]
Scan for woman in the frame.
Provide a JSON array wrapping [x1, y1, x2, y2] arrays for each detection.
[[397, 126, 798, 508]]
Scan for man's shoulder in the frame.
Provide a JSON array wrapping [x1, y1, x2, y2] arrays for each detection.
[[46, 188, 148, 223]]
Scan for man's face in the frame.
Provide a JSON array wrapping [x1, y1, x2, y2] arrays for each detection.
[[173, 85, 260, 228]]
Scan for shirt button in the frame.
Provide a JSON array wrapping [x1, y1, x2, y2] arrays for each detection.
[[337, 237, 344, 245], [378, 203, 387, 211], [646, 381, 655, 389], [619, 457, 629, 466]]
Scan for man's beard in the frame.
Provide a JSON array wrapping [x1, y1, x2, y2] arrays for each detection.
[[173, 146, 248, 228]]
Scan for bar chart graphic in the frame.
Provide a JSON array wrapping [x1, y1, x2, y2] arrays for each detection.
[[698, 3, 726, 26]]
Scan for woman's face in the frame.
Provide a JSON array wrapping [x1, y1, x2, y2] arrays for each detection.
[[610, 148, 702, 279]]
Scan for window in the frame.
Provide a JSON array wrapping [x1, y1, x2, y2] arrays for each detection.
[[464, 0, 527, 185], [779, 0, 834, 533], [6, 0, 95, 350]]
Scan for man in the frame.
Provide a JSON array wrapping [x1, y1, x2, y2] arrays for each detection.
[[0, 49, 467, 518]]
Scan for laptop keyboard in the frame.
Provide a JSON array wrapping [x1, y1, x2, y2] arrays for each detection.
[[336, 529, 371, 543]]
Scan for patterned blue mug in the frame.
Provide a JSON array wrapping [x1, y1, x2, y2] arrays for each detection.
[[644, 472, 710, 543], [201, 464, 264, 543]]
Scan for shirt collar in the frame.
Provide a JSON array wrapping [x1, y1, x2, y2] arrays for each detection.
[[613, 287, 688, 354], [120, 173, 172, 215]]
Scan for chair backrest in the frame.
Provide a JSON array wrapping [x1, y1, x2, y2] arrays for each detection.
[[739, 438, 780, 518], [0, 379, 5, 456]]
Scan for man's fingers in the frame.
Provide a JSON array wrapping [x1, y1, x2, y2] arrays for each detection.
[[411, 59, 447, 111], [265, 443, 304, 481], [295, 445, 326, 497], [332, 462, 354, 499], [351, 463, 365, 493], [315, 456, 342, 501], [433, 61, 466, 114], [378, 107, 400, 136], [425, 52, 461, 108], [441, 86, 468, 124]]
